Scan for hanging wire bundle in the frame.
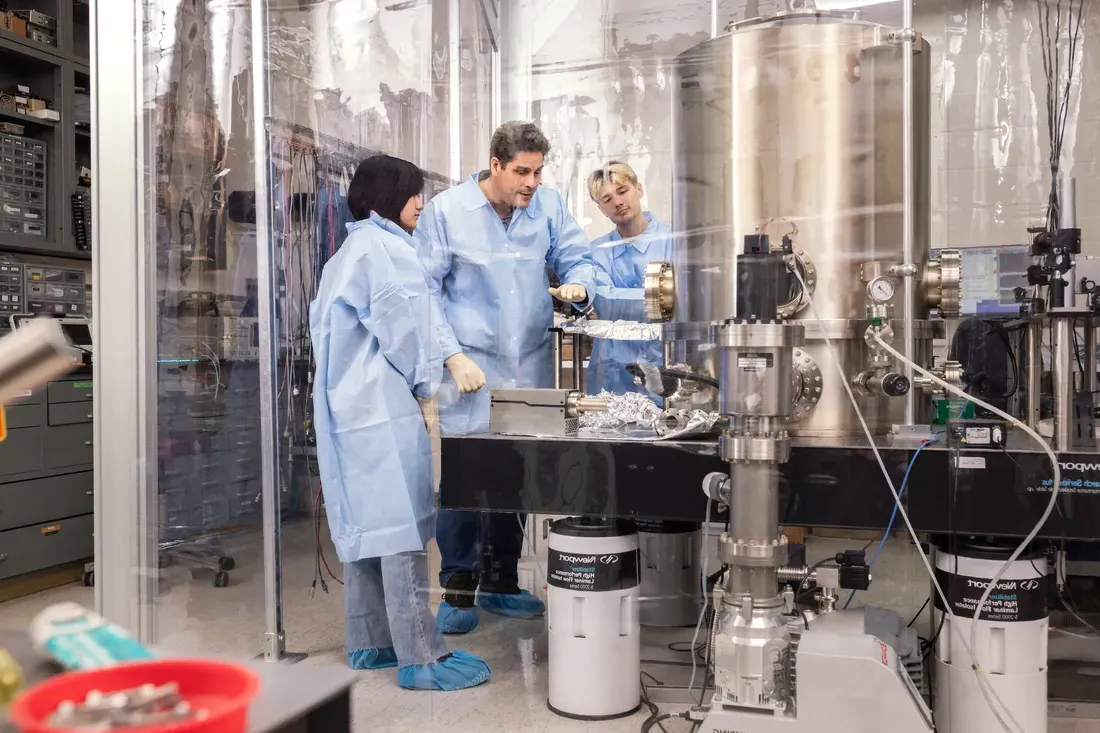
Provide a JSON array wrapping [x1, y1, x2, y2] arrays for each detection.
[[1037, 0, 1088, 230]]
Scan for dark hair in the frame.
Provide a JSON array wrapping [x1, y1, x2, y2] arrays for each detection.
[[347, 154, 425, 222], [489, 121, 551, 167]]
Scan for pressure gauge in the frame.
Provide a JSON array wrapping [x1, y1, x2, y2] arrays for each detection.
[[868, 276, 896, 303]]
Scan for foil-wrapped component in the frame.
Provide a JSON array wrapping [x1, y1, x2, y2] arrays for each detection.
[[562, 319, 662, 341], [579, 391, 722, 440], [579, 390, 663, 430]]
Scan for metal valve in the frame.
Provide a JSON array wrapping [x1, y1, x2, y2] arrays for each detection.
[[913, 360, 963, 395]]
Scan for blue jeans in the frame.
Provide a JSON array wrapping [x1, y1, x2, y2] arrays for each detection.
[[344, 552, 448, 667], [436, 510, 526, 595]]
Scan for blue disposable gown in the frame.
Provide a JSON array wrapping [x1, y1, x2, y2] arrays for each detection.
[[309, 214, 443, 562], [414, 174, 598, 435], [587, 213, 673, 396]]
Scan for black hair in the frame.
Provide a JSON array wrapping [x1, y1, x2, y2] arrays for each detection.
[[489, 121, 551, 167], [346, 154, 425, 223]]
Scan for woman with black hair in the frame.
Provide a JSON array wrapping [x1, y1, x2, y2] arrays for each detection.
[[309, 154, 491, 690]]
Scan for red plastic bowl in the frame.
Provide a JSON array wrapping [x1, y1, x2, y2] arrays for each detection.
[[8, 658, 260, 733]]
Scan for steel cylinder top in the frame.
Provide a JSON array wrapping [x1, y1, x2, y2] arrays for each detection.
[[670, 11, 930, 326]]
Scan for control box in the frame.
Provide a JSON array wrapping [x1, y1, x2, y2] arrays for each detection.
[[945, 419, 1008, 449]]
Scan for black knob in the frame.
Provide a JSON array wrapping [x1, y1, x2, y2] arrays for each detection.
[[881, 373, 911, 397]]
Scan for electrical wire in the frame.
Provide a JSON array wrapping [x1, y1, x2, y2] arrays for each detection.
[[687, 499, 713, 695], [906, 597, 930, 628], [791, 266, 1051, 733], [843, 431, 944, 610], [516, 515, 548, 592]]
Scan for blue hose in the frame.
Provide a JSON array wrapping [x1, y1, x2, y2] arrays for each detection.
[[843, 431, 944, 609]]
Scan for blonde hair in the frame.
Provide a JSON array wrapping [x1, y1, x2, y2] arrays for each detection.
[[587, 161, 639, 201]]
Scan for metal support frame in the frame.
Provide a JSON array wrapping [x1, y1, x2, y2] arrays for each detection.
[[250, 0, 303, 665], [900, 1, 916, 426], [91, 0, 158, 643]]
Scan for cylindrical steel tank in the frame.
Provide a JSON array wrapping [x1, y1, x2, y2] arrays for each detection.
[[662, 11, 940, 436]]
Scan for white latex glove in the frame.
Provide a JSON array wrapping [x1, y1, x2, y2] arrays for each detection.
[[416, 396, 437, 434], [549, 284, 587, 303], [445, 353, 486, 393]]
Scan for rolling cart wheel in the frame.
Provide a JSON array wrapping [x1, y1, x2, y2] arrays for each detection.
[[213, 571, 230, 588], [82, 571, 94, 587], [217, 556, 235, 571]]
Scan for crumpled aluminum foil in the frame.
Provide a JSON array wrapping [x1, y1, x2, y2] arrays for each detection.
[[579, 390, 663, 430], [562, 319, 662, 341], [579, 390, 722, 440]]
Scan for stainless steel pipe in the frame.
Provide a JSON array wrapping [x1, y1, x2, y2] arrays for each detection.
[[1027, 320, 1043, 430], [1052, 317, 1075, 451]]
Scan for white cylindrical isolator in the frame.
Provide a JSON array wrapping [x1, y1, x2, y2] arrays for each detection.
[[547, 518, 641, 720], [932, 542, 1049, 733], [636, 519, 702, 627]]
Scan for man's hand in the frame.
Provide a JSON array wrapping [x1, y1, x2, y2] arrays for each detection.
[[549, 284, 587, 303], [445, 353, 487, 393]]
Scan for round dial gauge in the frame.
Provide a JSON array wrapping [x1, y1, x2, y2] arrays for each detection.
[[868, 277, 896, 303]]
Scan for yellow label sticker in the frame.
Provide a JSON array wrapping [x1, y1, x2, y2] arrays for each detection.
[[0, 407, 7, 443]]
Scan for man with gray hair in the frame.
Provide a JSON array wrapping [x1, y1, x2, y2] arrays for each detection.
[[414, 121, 597, 635]]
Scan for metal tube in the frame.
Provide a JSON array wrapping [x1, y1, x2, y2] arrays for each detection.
[[572, 397, 608, 414], [726, 463, 780, 599], [1086, 316, 1097, 395], [572, 333, 584, 392], [1027, 320, 1043, 429], [901, 4, 916, 425], [551, 329, 563, 389], [250, 0, 286, 663], [1059, 177, 1078, 229], [1061, 177, 1079, 307], [1052, 318, 1075, 452], [448, 0, 461, 182]]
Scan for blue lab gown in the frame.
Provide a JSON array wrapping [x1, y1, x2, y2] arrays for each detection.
[[587, 213, 673, 395], [414, 174, 598, 435], [309, 214, 443, 562]]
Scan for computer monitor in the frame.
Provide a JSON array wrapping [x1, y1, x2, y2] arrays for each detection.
[[932, 245, 1031, 316]]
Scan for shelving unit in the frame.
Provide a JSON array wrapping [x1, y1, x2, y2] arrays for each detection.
[[0, 0, 91, 260], [0, 1, 93, 600]]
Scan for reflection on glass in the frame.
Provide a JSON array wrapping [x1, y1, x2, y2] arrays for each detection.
[[86, 0, 1096, 728]]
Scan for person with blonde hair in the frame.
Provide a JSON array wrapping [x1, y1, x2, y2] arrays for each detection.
[[585, 160, 672, 395]]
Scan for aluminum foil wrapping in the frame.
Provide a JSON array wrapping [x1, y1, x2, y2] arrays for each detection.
[[562, 319, 662, 341], [579, 390, 722, 441], [579, 390, 663, 430]]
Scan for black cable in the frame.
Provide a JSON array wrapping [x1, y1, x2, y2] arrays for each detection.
[[907, 597, 930, 628], [642, 713, 686, 733], [659, 368, 719, 390], [639, 675, 673, 733]]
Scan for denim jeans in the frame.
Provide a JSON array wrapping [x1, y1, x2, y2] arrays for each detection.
[[436, 510, 526, 594], [344, 551, 448, 667]]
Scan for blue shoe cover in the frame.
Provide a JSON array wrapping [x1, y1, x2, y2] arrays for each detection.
[[397, 650, 491, 691], [437, 601, 479, 634], [477, 589, 545, 619], [347, 646, 398, 670]]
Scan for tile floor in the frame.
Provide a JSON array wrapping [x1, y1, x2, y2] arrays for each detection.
[[1, 521, 1098, 732]]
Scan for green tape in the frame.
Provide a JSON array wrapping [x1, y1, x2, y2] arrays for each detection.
[[73, 381, 92, 389]]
